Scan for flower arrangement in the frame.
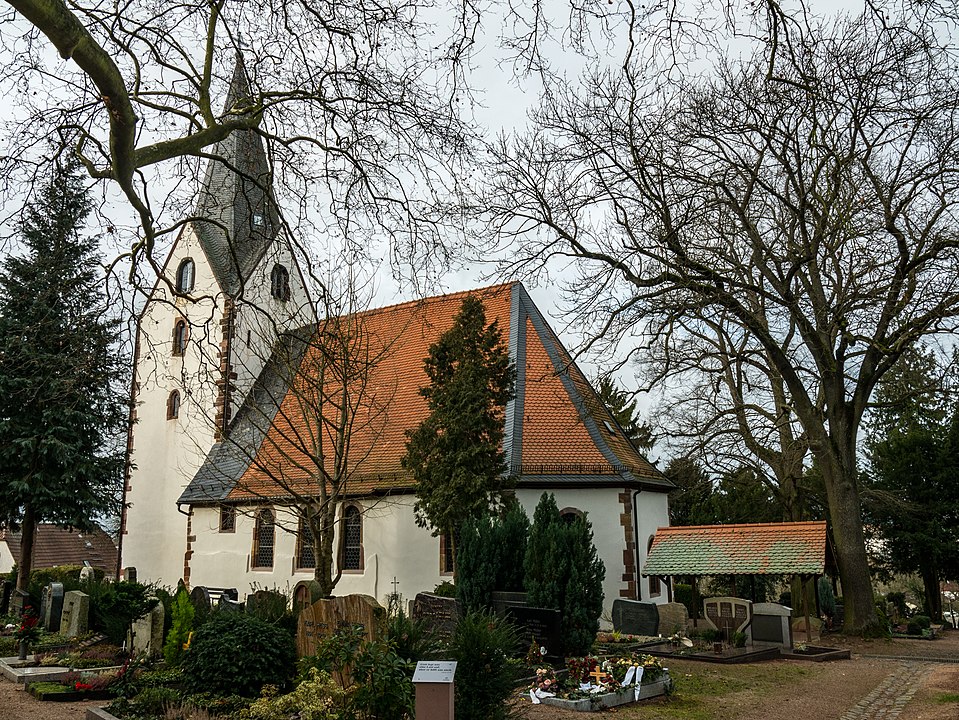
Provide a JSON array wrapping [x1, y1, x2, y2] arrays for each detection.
[[14, 608, 40, 644], [529, 667, 558, 694], [565, 655, 602, 684]]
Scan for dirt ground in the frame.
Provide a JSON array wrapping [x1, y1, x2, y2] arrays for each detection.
[[1, 633, 958, 720]]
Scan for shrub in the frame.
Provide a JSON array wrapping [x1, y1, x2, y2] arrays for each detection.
[[164, 588, 194, 667], [886, 591, 908, 619], [450, 610, 521, 720], [907, 615, 932, 635], [351, 639, 415, 719], [181, 612, 296, 697], [457, 503, 531, 611], [241, 668, 347, 720], [86, 579, 159, 645], [433, 581, 457, 598], [818, 578, 837, 620], [246, 587, 297, 637], [523, 493, 605, 656], [127, 686, 182, 716], [386, 608, 441, 664], [673, 583, 693, 615]]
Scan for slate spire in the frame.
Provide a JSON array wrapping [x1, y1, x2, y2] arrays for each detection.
[[193, 54, 279, 297]]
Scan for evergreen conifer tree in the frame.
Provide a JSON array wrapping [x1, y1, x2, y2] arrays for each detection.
[[403, 295, 515, 557], [0, 159, 127, 592], [524, 493, 565, 608], [456, 514, 499, 611], [493, 500, 529, 592]]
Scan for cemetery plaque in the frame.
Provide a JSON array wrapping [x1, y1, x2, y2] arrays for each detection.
[[60, 591, 90, 638], [190, 586, 211, 614], [703, 597, 752, 635], [412, 593, 461, 642], [506, 606, 562, 660], [43, 583, 65, 633], [296, 594, 385, 658], [612, 598, 660, 636]]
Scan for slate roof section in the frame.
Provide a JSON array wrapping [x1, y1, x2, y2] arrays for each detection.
[[642, 521, 827, 576], [180, 282, 669, 505], [1, 525, 118, 573], [193, 58, 279, 297], [179, 332, 309, 503]]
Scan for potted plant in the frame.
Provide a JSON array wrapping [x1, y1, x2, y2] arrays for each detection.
[[14, 607, 41, 660]]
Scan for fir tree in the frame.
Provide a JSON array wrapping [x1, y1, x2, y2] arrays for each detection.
[[494, 500, 530, 592], [403, 295, 515, 554], [0, 160, 127, 592]]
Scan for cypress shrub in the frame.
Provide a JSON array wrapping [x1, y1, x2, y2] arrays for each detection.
[[457, 514, 498, 611], [560, 516, 605, 656], [494, 501, 529, 592], [524, 493, 566, 608], [450, 610, 521, 720]]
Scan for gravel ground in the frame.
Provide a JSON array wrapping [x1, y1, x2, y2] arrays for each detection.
[[1, 633, 957, 720]]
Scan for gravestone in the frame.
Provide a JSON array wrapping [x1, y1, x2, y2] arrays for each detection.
[[39, 585, 49, 627], [219, 597, 245, 612], [490, 590, 527, 617], [751, 603, 792, 648], [189, 586, 211, 614], [42, 583, 65, 633], [219, 588, 239, 602], [247, 589, 286, 617], [657, 602, 690, 635], [412, 593, 462, 642], [506, 606, 563, 660], [292, 581, 322, 614], [79, 567, 94, 583], [131, 600, 165, 656], [612, 599, 659, 636], [703, 597, 753, 638], [0, 579, 11, 615], [296, 594, 385, 658], [60, 591, 90, 638], [10, 589, 29, 617]]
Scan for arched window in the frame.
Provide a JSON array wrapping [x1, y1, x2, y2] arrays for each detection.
[[270, 264, 290, 301], [175, 258, 195, 293], [252, 508, 275, 569], [296, 516, 316, 570], [559, 507, 584, 524], [166, 390, 180, 420], [339, 505, 363, 571], [647, 536, 661, 596], [172, 320, 188, 356]]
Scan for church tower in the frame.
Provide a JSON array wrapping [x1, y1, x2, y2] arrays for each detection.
[[120, 58, 312, 585]]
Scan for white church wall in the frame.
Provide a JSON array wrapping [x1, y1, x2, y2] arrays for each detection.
[[634, 490, 671, 601], [0, 541, 15, 574], [123, 227, 226, 586], [188, 496, 450, 608]]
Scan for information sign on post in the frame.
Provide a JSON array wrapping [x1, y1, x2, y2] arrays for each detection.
[[413, 660, 457, 720]]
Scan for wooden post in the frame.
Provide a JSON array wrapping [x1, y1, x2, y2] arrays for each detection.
[[413, 661, 456, 720], [691, 576, 700, 628]]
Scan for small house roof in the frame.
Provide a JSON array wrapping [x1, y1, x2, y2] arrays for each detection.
[[1, 525, 118, 574], [642, 521, 827, 576]]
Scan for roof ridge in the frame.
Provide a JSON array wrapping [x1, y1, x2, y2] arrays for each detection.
[[336, 281, 517, 321], [659, 520, 827, 531]]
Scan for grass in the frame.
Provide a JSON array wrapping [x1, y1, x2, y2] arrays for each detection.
[[935, 692, 959, 703], [616, 660, 816, 720]]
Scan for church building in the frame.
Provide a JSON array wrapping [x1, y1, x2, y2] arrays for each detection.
[[120, 63, 674, 615]]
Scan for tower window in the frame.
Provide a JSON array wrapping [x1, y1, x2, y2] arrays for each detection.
[[166, 390, 180, 420], [172, 320, 188, 356], [271, 264, 290, 302], [175, 258, 195, 293], [339, 505, 363, 572]]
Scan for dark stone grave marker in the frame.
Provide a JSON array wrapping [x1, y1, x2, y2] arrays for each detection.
[[43, 582, 65, 632], [190, 586, 211, 614], [0, 579, 11, 616], [247, 589, 286, 617], [412, 592, 461, 642], [703, 597, 752, 637], [506, 605, 562, 660], [11, 589, 29, 616], [490, 590, 527, 617], [611, 598, 660, 636], [219, 597, 245, 612]]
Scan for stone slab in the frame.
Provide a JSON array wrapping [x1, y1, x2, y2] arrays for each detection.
[[612, 599, 659, 636], [412, 593, 461, 643], [506, 605, 563, 660], [540, 673, 670, 712], [657, 602, 689, 635], [60, 591, 90, 638]]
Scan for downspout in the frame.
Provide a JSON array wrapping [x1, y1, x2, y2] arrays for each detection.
[[632, 488, 643, 601]]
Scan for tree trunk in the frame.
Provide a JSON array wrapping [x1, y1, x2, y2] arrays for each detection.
[[819, 452, 878, 635], [313, 503, 339, 597], [920, 564, 942, 621], [15, 504, 36, 594]]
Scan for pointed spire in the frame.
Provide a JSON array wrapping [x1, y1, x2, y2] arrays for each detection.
[[192, 53, 278, 297]]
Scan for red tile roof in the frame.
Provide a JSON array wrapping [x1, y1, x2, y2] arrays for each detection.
[[189, 282, 665, 503], [1, 524, 118, 574], [642, 521, 827, 576]]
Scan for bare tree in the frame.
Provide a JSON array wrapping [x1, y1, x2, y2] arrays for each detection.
[[484, 9, 959, 633]]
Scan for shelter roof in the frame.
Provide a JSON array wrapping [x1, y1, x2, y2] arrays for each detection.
[[642, 521, 827, 576], [180, 282, 670, 505]]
